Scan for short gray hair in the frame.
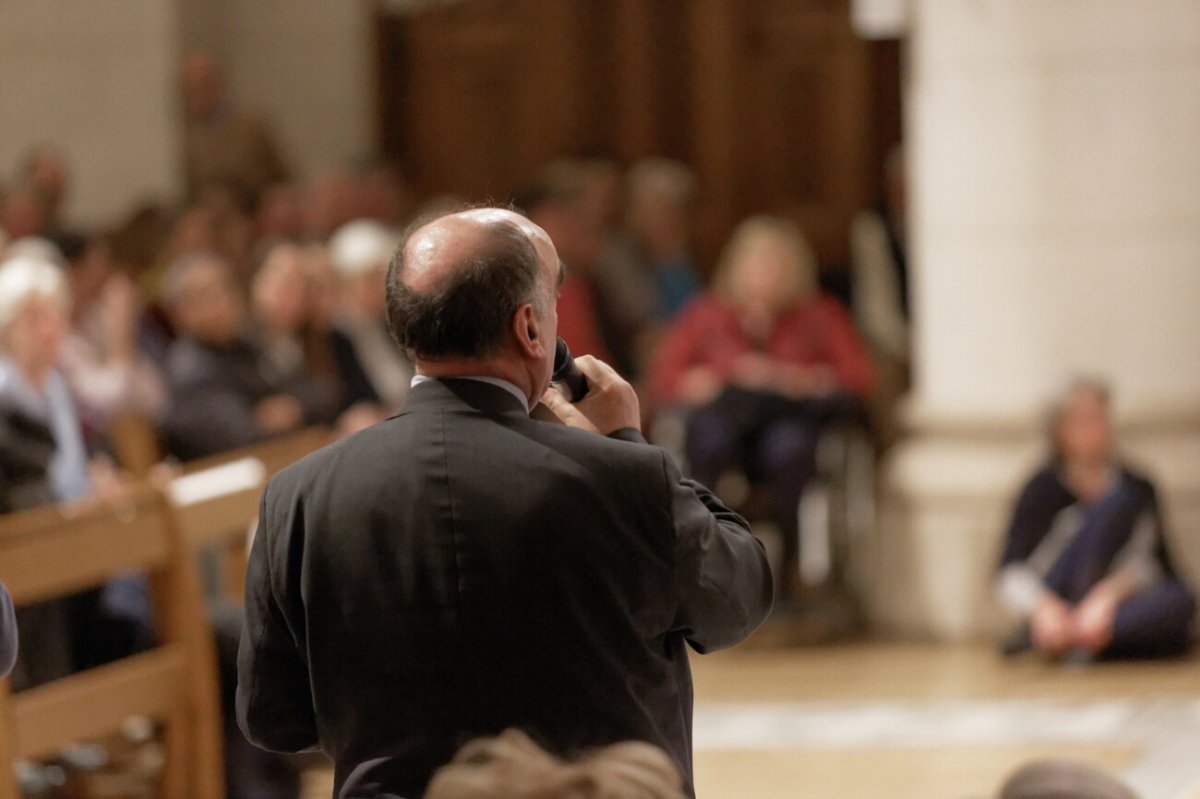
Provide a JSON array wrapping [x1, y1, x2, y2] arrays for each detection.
[[1045, 376, 1111, 433]]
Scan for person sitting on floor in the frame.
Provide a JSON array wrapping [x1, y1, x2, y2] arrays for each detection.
[[996, 377, 1196, 659]]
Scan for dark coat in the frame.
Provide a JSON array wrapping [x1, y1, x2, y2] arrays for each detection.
[[237, 378, 773, 798], [162, 334, 333, 460]]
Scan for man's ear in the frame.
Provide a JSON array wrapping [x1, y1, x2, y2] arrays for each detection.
[[512, 303, 545, 360]]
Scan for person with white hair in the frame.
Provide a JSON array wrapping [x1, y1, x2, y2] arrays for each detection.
[[0, 253, 146, 689], [996, 378, 1196, 659], [0, 253, 87, 503], [327, 219, 412, 408]]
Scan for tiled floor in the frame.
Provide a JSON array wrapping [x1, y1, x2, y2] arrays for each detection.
[[689, 644, 1200, 799], [301, 643, 1200, 798]]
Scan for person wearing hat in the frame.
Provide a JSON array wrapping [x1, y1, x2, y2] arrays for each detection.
[[327, 219, 412, 409]]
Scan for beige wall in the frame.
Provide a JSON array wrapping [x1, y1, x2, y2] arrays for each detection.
[[0, 0, 182, 229], [181, 0, 377, 180], [872, 0, 1200, 640], [0, 0, 375, 229]]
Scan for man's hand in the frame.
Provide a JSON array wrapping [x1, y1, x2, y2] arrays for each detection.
[[539, 355, 640, 436]]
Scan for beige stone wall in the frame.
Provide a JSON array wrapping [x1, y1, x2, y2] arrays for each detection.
[[181, 0, 377, 179], [0, 0, 182, 228], [873, 0, 1200, 639]]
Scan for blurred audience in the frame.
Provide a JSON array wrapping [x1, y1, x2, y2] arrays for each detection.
[[420, 729, 685, 799], [358, 161, 415, 229], [181, 50, 290, 203], [996, 378, 1196, 659], [653, 216, 873, 595], [851, 145, 910, 444], [851, 145, 908, 364], [327, 219, 412, 409], [55, 232, 167, 433], [0, 253, 147, 689], [597, 159, 701, 377], [515, 164, 613, 365], [160, 253, 329, 459], [17, 144, 72, 239], [304, 169, 363, 241]]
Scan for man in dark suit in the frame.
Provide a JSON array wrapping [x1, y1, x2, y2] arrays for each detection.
[[237, 208, 773, 798]]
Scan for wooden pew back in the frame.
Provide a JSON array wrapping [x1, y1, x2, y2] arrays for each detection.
[[0, 485, 222, 799]]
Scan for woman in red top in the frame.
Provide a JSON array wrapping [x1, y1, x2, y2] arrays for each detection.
[[652, 216, 873, 595]]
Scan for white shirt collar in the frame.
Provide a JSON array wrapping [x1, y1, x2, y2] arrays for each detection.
[[410, 374, 530, 414]]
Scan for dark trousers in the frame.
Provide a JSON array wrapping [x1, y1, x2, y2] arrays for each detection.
[[1042, 492, 1195, 658], [684, 389, 846, 582]]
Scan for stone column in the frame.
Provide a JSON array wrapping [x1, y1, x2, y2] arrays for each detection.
[[870, 0, 1200, 639]]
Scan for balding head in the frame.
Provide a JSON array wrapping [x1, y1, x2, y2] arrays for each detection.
[[385, 207, 560, 398]]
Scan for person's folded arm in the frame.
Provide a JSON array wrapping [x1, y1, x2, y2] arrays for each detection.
[[236, 486, 319, 753]]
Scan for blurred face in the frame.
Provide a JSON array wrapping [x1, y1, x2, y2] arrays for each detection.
[[175, 260, 245, 345], [256, 183, 304, 239], [68, 241, 116, 311], [253, 247, 310, 335], [6, 295, 68, 372], [727, 233, 805, 317], [304, 247, 339, 329], [1056, 389, 1112, 465], [181, 54, 224, 121]]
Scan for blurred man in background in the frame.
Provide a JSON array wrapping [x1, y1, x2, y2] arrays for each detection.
[[181, 51, 290, 204]]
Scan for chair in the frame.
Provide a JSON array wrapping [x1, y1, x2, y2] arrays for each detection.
[[651, 401, 877, 599], [0, 485, 223, 799]]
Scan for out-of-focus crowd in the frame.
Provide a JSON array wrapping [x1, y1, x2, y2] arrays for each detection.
[[0, 51, 890, 526]]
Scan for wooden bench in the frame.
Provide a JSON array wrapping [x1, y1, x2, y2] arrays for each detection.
[[0, 485, 223, 799], [171, 427, 332, 603]]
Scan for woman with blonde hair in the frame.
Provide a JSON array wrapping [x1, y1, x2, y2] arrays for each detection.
[[652, 216, 873, 597]]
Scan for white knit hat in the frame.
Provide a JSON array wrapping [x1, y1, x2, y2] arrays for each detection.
[[328, 220, 401, 279], [0, 254, 69, 332]]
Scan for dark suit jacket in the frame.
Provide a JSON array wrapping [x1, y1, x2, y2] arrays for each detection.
[[237, 378, 773, 798]]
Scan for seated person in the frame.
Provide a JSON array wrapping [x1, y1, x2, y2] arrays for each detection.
[[0, 253, 145, 688], [652, 216, 873, 595], [55, 231, 167, 434], [996, 378, 1196, 659], [160, 252, 329, 460], [327, 220, 412, 409]]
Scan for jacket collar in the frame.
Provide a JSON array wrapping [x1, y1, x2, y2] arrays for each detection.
[[398, 377, 529, 420]]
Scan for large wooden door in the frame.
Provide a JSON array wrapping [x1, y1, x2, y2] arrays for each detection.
[[376, 0, 897, 272]]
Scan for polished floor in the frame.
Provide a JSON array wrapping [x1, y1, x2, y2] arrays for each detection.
[[301, 643, 1200, 799], [689, 644, 1200, 799]]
